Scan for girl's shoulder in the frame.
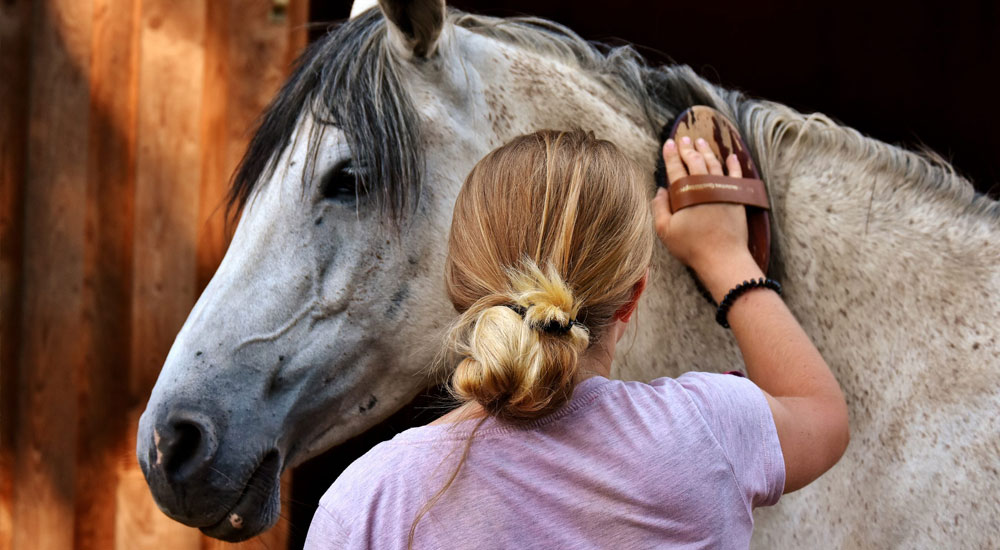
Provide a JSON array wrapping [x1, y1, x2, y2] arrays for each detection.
[[598, 370, 758, 416]]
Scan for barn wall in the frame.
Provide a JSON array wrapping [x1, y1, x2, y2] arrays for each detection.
[[0, 1, 308, 549]]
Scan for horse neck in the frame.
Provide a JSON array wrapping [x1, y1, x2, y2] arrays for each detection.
[[617, 97, 1000, 381], [741, 105, 1000, 372]]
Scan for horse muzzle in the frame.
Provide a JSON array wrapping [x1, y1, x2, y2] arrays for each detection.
[[137, 403, 284, 542]]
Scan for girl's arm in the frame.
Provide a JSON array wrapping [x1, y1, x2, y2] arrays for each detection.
[[652, 137, 849, 493]]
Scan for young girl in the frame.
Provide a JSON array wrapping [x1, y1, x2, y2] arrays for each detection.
[[305, 127, 849, 549]]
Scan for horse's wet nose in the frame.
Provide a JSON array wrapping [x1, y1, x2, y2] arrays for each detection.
[[154, 409, 219, 483]]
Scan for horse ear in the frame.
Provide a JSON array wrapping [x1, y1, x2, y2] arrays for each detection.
[[377, 0, 446, 58], [350, 0, 378, 19]]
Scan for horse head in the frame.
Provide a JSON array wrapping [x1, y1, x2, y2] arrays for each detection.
[[137, 0, 1000, 546], [136, 0, 705, 541]]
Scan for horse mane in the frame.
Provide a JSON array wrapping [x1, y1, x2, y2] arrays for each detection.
[[737, 102, 1000, 221], [452, 11, 999, 222], [228, 7, 999, 224]]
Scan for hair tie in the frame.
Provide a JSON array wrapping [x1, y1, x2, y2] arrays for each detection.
[[504, 304, 577, 335], [539, 319, 576, 335], [505, 304, 527, 317]]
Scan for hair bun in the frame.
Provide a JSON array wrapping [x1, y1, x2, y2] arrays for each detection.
[[444, 130, 654, 424], [450, 261, 590, 423]]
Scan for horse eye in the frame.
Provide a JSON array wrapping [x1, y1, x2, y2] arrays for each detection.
[[319, 161, 366, 202]]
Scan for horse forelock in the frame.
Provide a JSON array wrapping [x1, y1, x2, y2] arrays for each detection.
[[227, 8, 423, 225]]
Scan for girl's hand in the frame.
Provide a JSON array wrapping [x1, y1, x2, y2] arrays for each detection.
[[651, 136, 754, 277]]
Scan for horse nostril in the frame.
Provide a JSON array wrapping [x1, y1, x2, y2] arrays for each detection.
[[164, 421, 201, 476], [156, 412, 218, 482]]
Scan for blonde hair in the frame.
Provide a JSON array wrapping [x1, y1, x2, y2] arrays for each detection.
[[408, 130, 653, 547], [445, 129, 654, 420]]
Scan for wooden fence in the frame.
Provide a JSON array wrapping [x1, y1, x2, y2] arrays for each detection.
[[1, 1, 310, 548]]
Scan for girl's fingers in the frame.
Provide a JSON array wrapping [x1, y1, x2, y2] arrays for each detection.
[[678, 136, 708, 175], [726, 154, 743, 178], [663, 139, 688, 185], [695, 138, 723, 175]]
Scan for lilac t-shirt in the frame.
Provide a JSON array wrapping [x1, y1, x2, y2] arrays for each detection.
[[305, 372, 784, 550]]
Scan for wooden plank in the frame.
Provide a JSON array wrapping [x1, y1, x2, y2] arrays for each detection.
[[2, 1, 312, 549], [125, 0, 207, 548], [12, 0, 94, 549], [0, 0, 33, 547], [129, 0, 206, 406], [225, 0, 302, 171], [74, 0, 141, 548], [287, 0, 309, 68], [195, 0, 231, 292]]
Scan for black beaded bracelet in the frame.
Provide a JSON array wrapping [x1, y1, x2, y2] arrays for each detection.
[[715, 277, 783, 329]]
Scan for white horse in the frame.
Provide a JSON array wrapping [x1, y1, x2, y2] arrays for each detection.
[[137, 0, 1000, 545]]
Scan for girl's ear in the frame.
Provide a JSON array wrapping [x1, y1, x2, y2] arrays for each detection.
[[614, 269, 648, 323]]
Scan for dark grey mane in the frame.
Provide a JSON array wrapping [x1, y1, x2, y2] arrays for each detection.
[[229, 7, 998, 224], [449, 11, 726, 136], [227, 8, 725, 222]]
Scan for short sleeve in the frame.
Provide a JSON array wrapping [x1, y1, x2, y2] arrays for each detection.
[[304, 504, 353, 550], [676, 371, 785, 508]]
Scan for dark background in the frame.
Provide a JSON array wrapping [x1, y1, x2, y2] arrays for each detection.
[[311, 0, 1000, 197], [290, 1, 999, 546]]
